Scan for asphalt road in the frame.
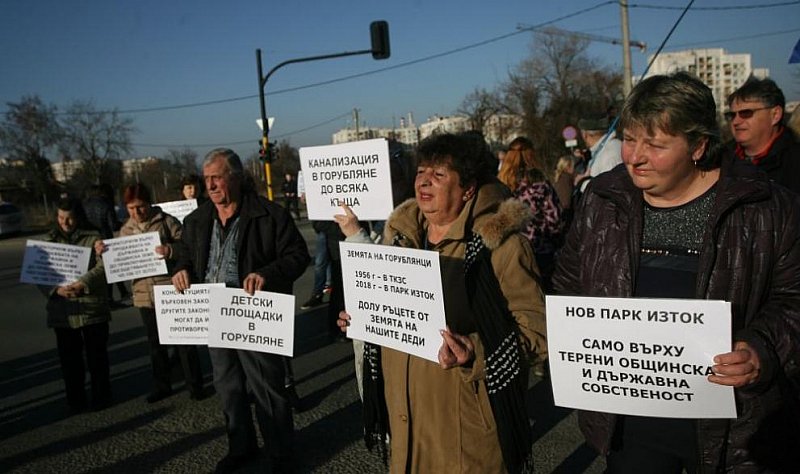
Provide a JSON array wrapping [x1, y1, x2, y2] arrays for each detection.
[[0, 221, 603, 473]]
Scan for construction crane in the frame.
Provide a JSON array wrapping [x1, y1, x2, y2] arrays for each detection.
[[517, 24, 647, 53]]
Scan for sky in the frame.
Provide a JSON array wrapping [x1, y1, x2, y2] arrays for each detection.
[[2, 0, 799, 160]]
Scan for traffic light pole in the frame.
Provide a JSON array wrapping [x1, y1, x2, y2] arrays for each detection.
[[256, 20, 390, 200]]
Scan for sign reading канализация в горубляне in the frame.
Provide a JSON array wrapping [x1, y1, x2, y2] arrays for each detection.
[[299, 138, 393, 221], [546, 295, 736, 419]]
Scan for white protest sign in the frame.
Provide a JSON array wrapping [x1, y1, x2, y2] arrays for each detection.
[[299, 138, 393, 221], [20, 240, 91, 286], [102, 232, 168, 284], [340, 241, 446, 363], [207, 287, 295, 357], [156, 199, 197, 223], [297, 170, 305, 197], [546, 295, 736, 418], [154, 283, 224, 344]]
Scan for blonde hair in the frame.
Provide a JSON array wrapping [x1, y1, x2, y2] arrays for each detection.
[[554, 156, 575, 182], [498, 136, 538, 191]]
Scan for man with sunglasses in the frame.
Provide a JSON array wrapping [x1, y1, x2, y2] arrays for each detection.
[[725, 77, 800, 194]]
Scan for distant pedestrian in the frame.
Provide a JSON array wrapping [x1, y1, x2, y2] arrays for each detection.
[[281, 172, 299, 219], [180, 174, 206, 204], [83, 184, 130, 306], [40, 198, 112, 413]]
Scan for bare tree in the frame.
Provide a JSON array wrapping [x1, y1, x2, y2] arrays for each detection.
[[165, 147, 199, 180], [0, 96, 61, 205], [498, 32, 623, 172], [59, 101, 135, 186], [458, 87, 503, 135]]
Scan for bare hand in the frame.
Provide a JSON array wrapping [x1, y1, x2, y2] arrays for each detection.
[[337, 310, 351, 333], [438, 327, 474, 369], [708, 341, 761, 388], [94, 240, 107, 256], [57, 281, 86, 298], [333, 204, 362, 237], [242, 272, 265, 295], [172, 269, 191, 293], [155, 245, 171, 259]]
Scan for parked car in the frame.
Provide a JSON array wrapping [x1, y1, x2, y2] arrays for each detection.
[[0, 202, 23, 236]]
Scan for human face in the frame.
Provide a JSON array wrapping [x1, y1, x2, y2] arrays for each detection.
[[414, 161, 474, 226], [622, 125, 707, 204], [126, 199, 151, 224], [57, 210, 77, 234], [182, 184, 197, 200], [728, 98, 782, 155], [203, 158, 240, 206]]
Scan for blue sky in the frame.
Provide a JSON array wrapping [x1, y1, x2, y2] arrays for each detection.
[[2, 0, 799, 160]]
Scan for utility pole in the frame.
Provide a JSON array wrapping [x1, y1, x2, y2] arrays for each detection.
[[353, 108, 360, 141], [620, 0, 633, 96]]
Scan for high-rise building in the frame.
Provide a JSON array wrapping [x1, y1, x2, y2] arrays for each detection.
[[645, 48, 769, 116]]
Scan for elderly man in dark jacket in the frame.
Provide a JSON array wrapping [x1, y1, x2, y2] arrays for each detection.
[[554, 73, 800, 473], [172, 148, 309, 473]]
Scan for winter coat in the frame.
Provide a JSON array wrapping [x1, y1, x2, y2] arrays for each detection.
[[173, 192, 309, 294], [43, 228, 110, 329], [381, 180, 548, 473], [727, 126, 800, 195], [552, 159, 800, 473], [512, 168, 563, 257], [119, 207, 182, 308]]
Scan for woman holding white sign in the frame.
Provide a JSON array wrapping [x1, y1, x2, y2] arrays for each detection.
[[338, 132, 547, 473], [98, 183, 206, 403], [552, 73, 800, 472], [41, 198, 112, 413]]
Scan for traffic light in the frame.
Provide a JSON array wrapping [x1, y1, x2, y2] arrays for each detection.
[[370, 21, 390, 60], [258, 141, 279, 162]]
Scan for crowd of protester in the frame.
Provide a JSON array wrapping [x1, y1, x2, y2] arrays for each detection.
[[31, 73, 799, 473]]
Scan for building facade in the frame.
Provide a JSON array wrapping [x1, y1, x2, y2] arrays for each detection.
[[645, 48, 769, 116]]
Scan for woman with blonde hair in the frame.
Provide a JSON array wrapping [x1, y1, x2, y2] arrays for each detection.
[[498, 136, 562, 292]]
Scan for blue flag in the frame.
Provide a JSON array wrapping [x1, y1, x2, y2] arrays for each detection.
[[790, 37, 800, 64]]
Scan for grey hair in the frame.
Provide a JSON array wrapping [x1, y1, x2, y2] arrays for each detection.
[[203, 148, 244, 178]]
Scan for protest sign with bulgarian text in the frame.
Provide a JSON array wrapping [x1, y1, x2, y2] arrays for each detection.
[[546, 295, 735, 418], [340, 241, 446, 362]]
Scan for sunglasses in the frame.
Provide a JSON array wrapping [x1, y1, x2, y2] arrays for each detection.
[[723, 106, 772, 121]]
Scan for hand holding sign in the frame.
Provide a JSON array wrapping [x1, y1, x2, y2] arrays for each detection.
[[438, 327, 474, 369], [709, 341, 761, 388], [334, 204, 363, 238]]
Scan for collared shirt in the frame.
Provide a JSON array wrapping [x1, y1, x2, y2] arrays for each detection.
[[204, 215, 241, 287]]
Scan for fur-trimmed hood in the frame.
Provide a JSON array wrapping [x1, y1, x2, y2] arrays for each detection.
[[384, 179, 532, 250]]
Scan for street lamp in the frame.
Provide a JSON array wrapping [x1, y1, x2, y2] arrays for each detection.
[[256, 20, 390, 199]]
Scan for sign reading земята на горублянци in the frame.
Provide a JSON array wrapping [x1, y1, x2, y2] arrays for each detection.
[[340, 241, 446, 363], [546, 295, 735, 419]]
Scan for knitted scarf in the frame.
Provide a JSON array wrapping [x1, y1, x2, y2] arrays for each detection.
[[464, 231, 534, 473], [361, 231, 533, 473]]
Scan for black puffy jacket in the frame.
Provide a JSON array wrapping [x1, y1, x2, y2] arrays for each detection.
[[553, 159, 800, 472]]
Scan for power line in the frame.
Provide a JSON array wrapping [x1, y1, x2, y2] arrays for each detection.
[[628, 0, 800, 10], [665, 27, 800, 49], [131, 110, 353, 148], [43, 1, 616, 117]]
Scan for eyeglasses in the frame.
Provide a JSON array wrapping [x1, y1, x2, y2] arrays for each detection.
[[723, 106, 772, 121]]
